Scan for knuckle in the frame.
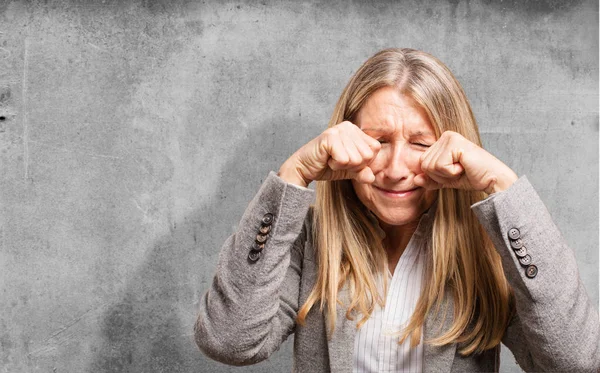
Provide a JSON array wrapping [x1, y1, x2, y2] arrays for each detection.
[[327, 127, 339, 137], [441, 131, 453, 139], [447, 131, 460, 140], [337, 121, 350, 130]]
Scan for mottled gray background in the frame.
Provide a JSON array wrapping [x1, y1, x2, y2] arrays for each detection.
[[0, 0, 597, 372]]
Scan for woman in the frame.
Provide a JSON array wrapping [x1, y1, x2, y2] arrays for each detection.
[[194, 48, 600, 372]]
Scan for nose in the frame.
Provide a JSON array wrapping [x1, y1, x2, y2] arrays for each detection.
[[381, 142, 413, 182]]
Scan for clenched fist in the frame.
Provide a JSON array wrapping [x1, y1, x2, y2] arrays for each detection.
[[414, 131, 518, 194], [278, 121, 382, 188]]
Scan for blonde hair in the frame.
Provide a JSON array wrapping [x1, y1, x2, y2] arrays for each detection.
[[296, 48, 514, 355]]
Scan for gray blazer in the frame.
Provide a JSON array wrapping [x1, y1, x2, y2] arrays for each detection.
[[195, 172, 600, 372]]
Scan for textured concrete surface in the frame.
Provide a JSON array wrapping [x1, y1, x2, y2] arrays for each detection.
[[0, 0, 597, 372]]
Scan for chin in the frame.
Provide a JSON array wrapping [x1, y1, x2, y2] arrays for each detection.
[[370, 208, 423, 227], [364, 193, 436, 228], [352, 181, 437, 228]]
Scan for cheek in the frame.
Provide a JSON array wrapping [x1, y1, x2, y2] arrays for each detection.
[[369, 148, 389, 174], [351, 181, 373, 207], [405, 149, 424, 173]]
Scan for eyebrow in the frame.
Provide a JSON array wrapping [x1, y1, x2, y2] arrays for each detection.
[[361, 127, 435, 138], [361, 127, 390, 133]]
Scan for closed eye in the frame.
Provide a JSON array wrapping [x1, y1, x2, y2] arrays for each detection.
[[413, 143, 430, 148]]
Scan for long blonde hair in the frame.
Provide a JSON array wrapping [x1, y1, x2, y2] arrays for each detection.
[[296, 48, 513, 355]]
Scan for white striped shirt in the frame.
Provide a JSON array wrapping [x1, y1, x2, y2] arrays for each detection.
[[353, 206, 435, 373]]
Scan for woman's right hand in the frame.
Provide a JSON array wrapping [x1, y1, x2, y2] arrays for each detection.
[[278, 121, 382, 188]]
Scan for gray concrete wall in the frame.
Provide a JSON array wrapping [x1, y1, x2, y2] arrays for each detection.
[[0, 0, 597, 372]]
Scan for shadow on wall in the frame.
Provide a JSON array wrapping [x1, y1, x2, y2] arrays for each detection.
[[88, 115, 313, 372]]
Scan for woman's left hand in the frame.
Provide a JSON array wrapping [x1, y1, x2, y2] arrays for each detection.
[[413, 131, 518, 194]]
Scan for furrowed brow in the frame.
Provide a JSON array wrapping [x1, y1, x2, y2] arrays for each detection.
[[361, 127, 392, 134], [409, 130, 435, 137]]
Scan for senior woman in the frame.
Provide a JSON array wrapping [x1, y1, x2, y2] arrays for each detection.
[[194, 48, 600, 372]]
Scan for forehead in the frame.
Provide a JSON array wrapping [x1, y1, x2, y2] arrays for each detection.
[[356, 86, 434, 136]]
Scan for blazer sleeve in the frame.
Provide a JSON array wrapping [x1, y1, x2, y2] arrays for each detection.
[[194, 171, 315, 366], [471, 175, 600, 372]]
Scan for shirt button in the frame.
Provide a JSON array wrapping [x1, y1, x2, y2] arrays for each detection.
[[261, 213, 274, 226], [510, 238, 524, 249], [253, 242, 265, 252], [259, 225, 271, 234], [518, 254, 532, 266], [514, 246, 528, 258], [508, 228, 521, 240], [525, 264, 538, 278], [248, 249, 262, 262]]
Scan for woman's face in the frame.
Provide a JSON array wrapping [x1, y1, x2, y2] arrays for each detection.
[[351, 86, 438, 228]]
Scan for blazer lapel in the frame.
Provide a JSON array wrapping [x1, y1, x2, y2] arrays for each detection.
[[325, 282, 355, 373], [423, 288, 457, 373]]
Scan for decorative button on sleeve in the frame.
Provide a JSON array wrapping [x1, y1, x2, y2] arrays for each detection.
[[508, 228, 521, 240], [261, 213, 274, 225], [525, 264, 538, 278], [510, 238, 524, 249], [248, 213, 274, 263], [518, 254, 532, 266], [508, 227, 538, 278], [514, 247, 528, 258], [256, 234, 268, 244], [248, 249, 262, 262]]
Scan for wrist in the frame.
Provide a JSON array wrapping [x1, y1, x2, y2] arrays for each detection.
[[278, 159, 311, 188], [490, 168, 518, 194]]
